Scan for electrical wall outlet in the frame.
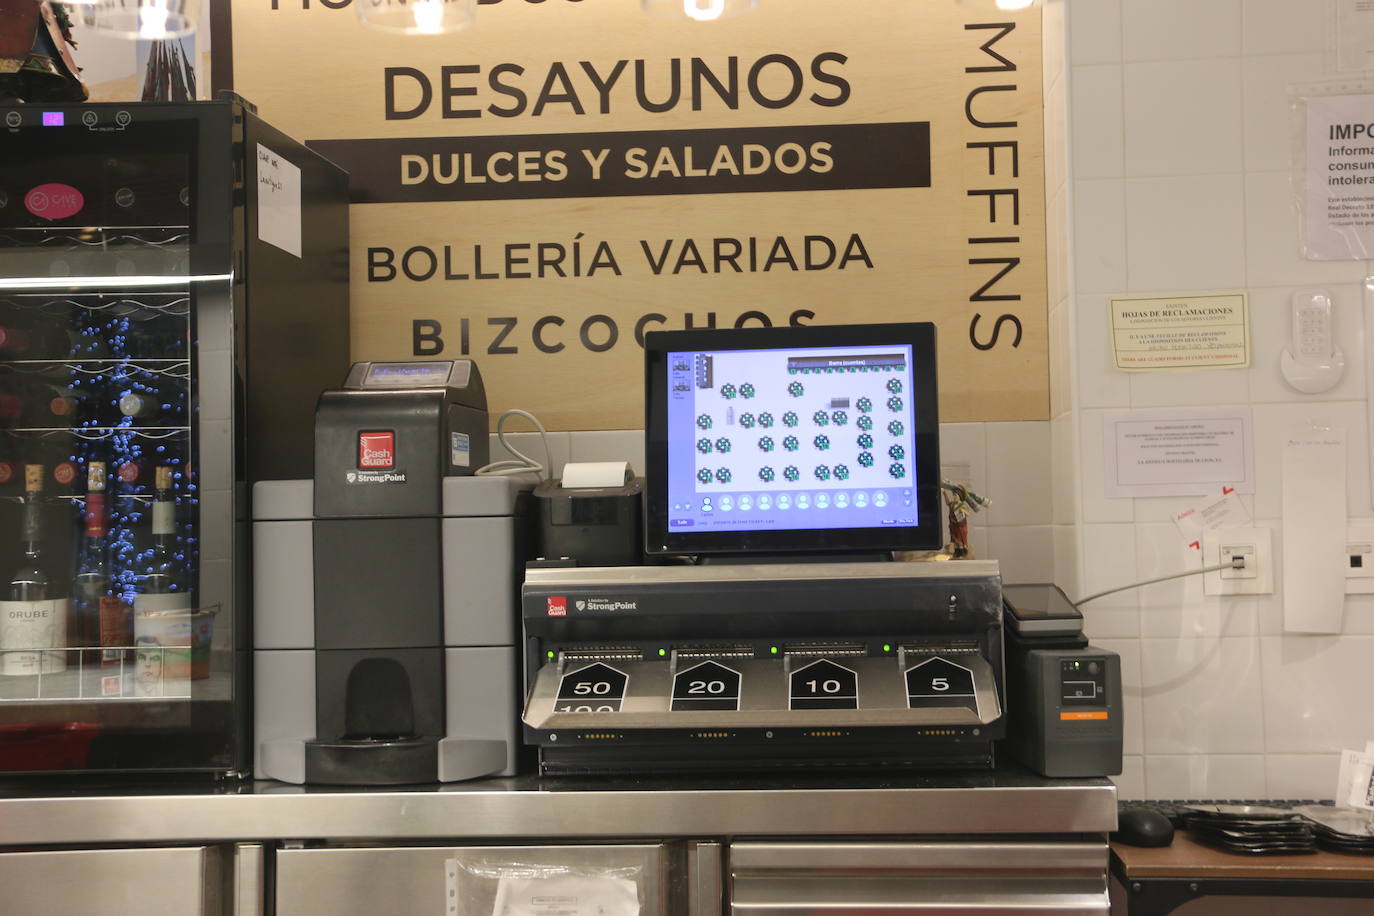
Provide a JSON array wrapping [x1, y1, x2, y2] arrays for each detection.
[[1202, 527, 1275, 596], [1346, 526, 1374, 595]]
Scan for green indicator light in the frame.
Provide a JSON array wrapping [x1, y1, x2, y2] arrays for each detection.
[[546, 651, 555, 659], [658, 648, 667, 657], [883, 644, 892, 653], [770, 646, 779, 655]]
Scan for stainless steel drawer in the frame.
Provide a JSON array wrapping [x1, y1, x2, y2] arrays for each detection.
[[0, 846, 225, 916], [729, 841, 1110, 914], [277, 843, 672, 915]]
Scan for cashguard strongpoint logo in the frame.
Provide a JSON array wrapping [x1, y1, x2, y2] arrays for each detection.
[[358, 431, 396, 469], [547, 596, 567, 617]]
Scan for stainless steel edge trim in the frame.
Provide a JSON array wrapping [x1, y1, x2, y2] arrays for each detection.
[[729, 841, 1107, 874], [689, 842, 724, 916], [233, 844, 265, 916], [0, 780, 1117, 845], [523, 560, 1001, 587]]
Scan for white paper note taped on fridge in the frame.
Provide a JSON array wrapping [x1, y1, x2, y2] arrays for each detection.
[[1282, 425, 1348, 634]]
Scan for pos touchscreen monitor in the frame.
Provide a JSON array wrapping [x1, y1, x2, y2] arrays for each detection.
[[644, 322, 941, 557]]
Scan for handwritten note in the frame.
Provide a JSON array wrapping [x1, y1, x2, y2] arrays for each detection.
[[256, 143, 302, 258]]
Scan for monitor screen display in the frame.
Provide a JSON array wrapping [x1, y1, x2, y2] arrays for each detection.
[[644, 323, 941, 556]]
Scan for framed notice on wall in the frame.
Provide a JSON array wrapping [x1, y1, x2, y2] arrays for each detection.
[[228, 0, 1047, 429]]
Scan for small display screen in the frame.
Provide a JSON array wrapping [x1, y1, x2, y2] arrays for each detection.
[[665, 344, 919, 535], [41, 112, 64, 127], [645, 323, 941, 556], [363, 361, 452, 388]]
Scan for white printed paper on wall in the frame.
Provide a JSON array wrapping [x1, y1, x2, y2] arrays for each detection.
[[1303, 93, 1374, 260], [1109, 293, 1250, 371], [1102, 408, 1254, 498], [256, 143, 302, 258]]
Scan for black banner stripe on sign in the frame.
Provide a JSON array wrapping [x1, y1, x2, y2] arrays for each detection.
[[307, 122, 931, 204]]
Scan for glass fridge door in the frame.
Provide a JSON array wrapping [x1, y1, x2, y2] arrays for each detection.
[[0, 109, 236, 774]]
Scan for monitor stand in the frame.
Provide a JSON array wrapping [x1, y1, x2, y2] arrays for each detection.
[[696, 551, 894, 565]]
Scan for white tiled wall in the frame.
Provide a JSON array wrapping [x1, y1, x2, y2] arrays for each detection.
[[1061, 0, 1372, 799]]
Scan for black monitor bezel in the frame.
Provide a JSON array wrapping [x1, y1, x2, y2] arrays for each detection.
[[644, 322, 942, 557]]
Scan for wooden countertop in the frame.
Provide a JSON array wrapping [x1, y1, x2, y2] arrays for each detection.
[[1112, 831, 1374, 881]]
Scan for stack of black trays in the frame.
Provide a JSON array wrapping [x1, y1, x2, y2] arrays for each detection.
[[1293, 805, 1374, 854], [1182, 804, 1316, 854]]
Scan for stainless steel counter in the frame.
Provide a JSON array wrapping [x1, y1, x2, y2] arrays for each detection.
[[0, 768, 1116, 846]]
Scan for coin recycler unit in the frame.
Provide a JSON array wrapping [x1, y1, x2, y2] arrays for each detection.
[[251, 360, 531, 784], [521, 560, 1006, 775]]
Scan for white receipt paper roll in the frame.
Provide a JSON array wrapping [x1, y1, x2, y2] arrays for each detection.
[[561, 461, 632, 489]]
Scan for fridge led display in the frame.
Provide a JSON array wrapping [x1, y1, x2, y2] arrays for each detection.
[[41, 112, 63, 127]]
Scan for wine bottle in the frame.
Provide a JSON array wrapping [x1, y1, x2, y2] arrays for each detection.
[[71, 461, 109, 659], [8, 465, 49, 602], [0, 317, 84, 359], [117, 377, 186, 428], [143, 466, 180, 596]]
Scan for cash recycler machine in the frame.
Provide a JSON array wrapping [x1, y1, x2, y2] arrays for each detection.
[[252, 360, 530, 784], [521, 560, 1007, 775]]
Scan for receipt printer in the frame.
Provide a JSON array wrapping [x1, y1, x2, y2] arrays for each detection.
[[1001, 583, 1122, 778], [251, 360, 530, 785]]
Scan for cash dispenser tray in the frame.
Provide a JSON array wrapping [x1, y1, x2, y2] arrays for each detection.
[[523, 651, 1002, 731], [521, 561, 1007, 775]]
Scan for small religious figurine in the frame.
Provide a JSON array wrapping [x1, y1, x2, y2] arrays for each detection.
[[0, 0, 88, 103], [941, 479, 989, 559]]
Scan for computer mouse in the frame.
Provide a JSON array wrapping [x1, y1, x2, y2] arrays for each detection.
[[1113, 807, 1175, 847]]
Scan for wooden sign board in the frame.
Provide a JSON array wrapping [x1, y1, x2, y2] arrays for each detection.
[[231, 0, 1046, 429]]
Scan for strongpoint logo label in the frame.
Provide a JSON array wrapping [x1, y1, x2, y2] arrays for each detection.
[[24, 183, 83, 220]]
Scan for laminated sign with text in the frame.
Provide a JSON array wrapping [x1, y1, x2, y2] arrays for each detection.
[[231, 0, 1047, 428]]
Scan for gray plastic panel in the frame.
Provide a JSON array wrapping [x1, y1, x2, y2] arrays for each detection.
[[252, 520, 315, 649], [444, 646, 519, 778], [254, 650, 316, 782], [252, 479, 313, 521], [442, 516, 517, 647], [441, 475, 528, 517]]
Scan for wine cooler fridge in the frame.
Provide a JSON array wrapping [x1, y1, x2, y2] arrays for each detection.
[[0, 96, 349, 776]]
